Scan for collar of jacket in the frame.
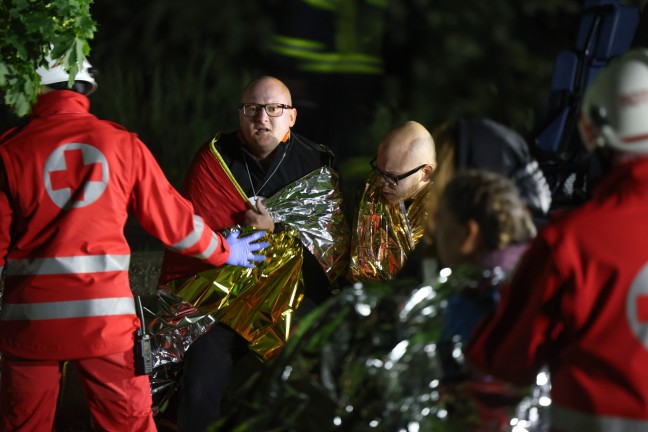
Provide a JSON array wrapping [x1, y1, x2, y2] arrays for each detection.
[[32, 90, 90, 118]]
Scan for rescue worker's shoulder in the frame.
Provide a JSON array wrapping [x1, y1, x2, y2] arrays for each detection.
[[102, 120, 131, 132], [97, 120, 146, 145]]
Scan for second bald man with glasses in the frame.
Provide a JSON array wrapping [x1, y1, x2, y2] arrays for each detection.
[[348, 121, 437, 282], [370, 156, 429, 188]]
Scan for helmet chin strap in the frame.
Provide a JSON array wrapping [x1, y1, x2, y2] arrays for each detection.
[[590, 105, 624, 151]]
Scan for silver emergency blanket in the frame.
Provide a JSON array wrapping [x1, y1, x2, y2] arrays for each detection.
[[210, 275, 552, 431], [264, 165, 350, 287], [144, 290, 217, 414]]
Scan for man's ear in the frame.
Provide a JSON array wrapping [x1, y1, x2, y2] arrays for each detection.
[[422, 163, 436, 181], [289, 107, 297, 127], [460, 219, 482, 256]]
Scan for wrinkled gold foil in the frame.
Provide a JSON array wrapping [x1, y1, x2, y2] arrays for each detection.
[[168, 229, 304, 360], [349, 171, 433, 281], [147, 229, 304, 414]]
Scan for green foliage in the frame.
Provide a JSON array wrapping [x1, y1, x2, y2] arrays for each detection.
[[88, 1, 275, 187], [0, 0, 96, 116]]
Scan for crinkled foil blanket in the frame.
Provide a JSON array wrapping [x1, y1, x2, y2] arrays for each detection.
[[145, 166, 350, 414], [209, 278, 552, 432], [348, 172, 432, 281]]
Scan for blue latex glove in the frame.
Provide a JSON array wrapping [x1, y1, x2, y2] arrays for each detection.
[[224, 229, 269, 268]]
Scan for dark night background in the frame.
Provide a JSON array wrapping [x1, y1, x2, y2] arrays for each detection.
[[3, 3, 647, 429], [4, 0, 646, 249]]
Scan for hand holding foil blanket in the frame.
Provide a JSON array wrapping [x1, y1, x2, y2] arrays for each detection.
[[165, 228, 304, 360]]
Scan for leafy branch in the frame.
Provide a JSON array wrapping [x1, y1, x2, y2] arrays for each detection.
[[0, 0, 96, 116]]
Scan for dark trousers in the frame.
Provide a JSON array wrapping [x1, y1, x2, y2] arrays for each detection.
[[177, 297, 318, 432], [177, 324, 248, 432]]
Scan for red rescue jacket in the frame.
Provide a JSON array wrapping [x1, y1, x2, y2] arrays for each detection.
[[467, 157, 648, 431], [0, 90, 230, 360]]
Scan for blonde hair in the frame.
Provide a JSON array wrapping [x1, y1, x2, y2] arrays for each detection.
[[440, 169, 536, 250]]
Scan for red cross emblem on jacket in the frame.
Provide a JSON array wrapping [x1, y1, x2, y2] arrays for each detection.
[[44, 143, 109, 209]]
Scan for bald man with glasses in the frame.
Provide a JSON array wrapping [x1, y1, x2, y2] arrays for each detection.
[[371, 121, 437, 205], [349, 121, 437, 282], [157, 76, 349, 431]]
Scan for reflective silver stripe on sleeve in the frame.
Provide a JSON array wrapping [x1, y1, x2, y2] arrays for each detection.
[[170, 215, 205, 252], [5, 255, 130, 276], [0, 297, 135, 321], [193, 231, 219, 260], [552, 404, 648, 432]]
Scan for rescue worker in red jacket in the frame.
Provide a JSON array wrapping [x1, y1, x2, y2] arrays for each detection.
[[0, 55, 268, 431], [467, 47, 648, 431]]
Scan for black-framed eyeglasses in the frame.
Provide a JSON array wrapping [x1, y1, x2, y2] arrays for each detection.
[[370, 157, 427, 186], [239, 103, 293, 117]]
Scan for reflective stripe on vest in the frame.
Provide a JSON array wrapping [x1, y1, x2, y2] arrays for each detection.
[[6, 254, 130, 276], [0, 297, 135, 321], [552, 404, 648, 432]]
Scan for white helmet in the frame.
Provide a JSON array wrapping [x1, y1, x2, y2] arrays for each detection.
[[36, 55, 98, 95], [579, 48, 648, 154]]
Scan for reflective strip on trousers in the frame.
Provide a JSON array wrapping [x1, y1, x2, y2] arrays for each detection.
[[5, 254, 130, 276], [0, 297, 136, 321], [552, 404, 648, 432]]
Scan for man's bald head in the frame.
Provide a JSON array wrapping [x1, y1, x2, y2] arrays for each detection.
[[378, 121, 436, 170], [375, 121, 437, 204], [241, 76, 293, 105]]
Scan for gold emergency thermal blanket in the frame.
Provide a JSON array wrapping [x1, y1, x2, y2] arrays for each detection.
[[164, 228, 303, 360], [348, 171, 433, 281], [146, 150, 349, 413]]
